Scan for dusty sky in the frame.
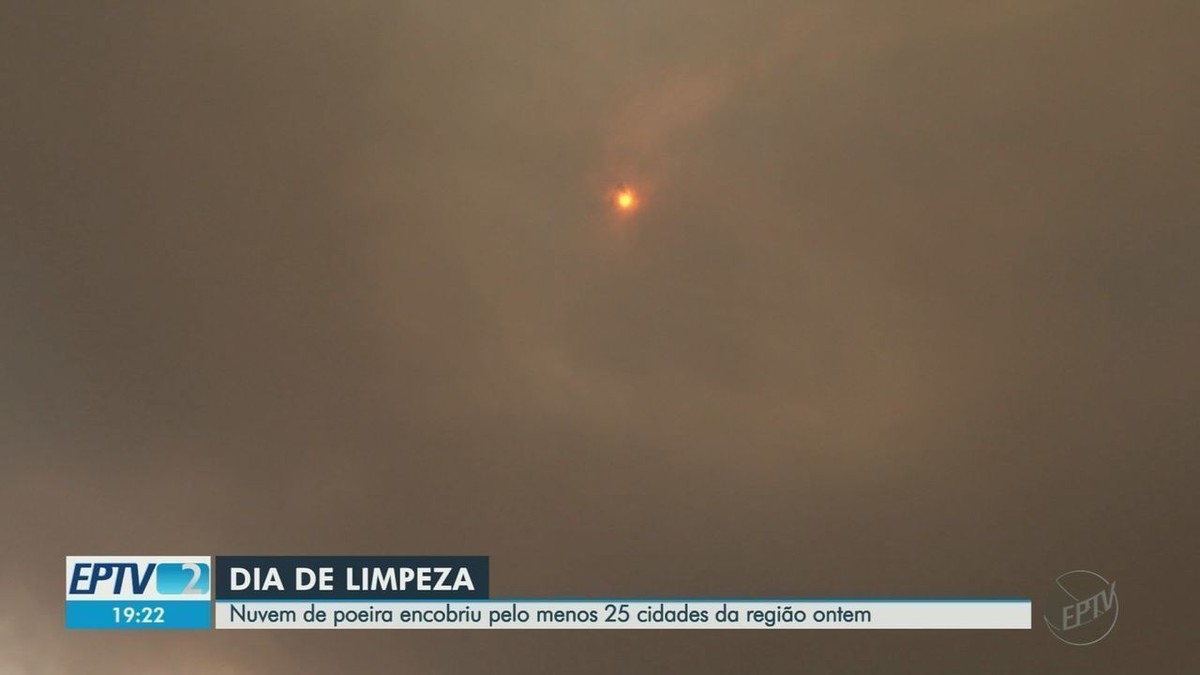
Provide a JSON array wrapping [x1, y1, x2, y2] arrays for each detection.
[[2, 1, 1198, 672]]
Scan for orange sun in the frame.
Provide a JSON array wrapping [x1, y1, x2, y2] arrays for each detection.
[[614, 186, 638, 212]]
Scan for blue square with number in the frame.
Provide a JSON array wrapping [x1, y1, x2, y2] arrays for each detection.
[[156, 562, 210, 595]]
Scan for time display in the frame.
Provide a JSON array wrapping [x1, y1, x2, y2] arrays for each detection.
[[112, 606, 166, 624]]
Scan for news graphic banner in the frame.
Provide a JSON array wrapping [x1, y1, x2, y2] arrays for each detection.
[[65, 556, 213, 629], [65, 556, 1031, 630]]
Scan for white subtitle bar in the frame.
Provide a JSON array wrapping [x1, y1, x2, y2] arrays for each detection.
[[215, 600, 1030, 630]]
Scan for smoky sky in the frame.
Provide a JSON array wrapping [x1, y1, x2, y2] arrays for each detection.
[[2, 1, 1198, 672]]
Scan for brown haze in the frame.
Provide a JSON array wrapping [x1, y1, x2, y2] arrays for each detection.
[[2, 1, 1197, 672]]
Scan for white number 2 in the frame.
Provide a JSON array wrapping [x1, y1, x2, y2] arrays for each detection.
[[181, 563, 203, 594]]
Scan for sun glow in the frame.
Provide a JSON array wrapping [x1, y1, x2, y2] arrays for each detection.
[[614, 186, 638, 212]]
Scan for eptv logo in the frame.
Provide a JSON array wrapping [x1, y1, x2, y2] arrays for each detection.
[[66, 557, 211, 601], [1044, 570, 1118, 646]]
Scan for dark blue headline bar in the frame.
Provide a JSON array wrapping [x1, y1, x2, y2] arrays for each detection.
[[215, 556, 488, 600]]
